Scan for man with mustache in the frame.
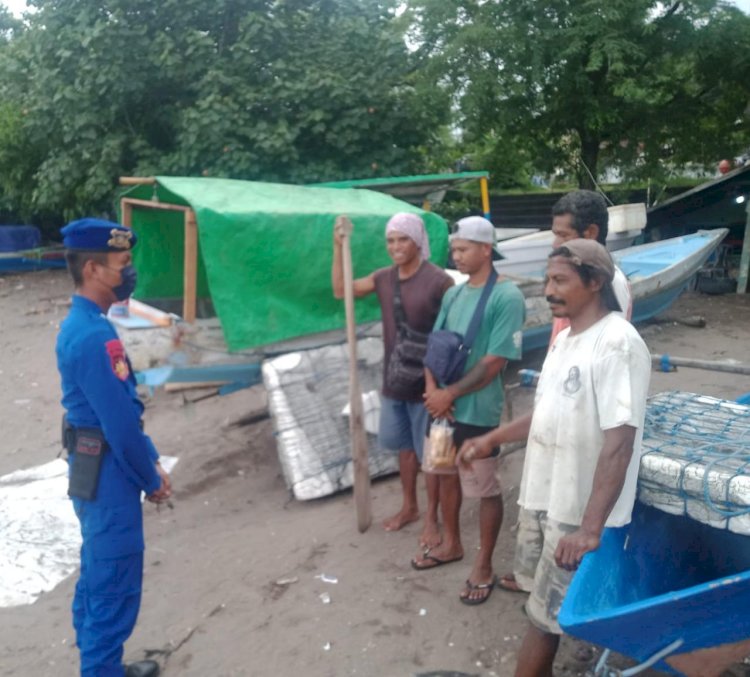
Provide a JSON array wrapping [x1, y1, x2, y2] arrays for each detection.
[[500, 189, 633, 596], [457, 239, 650, 676]]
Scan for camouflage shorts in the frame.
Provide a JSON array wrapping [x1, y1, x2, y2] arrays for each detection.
[[515, 508, 578, 635]]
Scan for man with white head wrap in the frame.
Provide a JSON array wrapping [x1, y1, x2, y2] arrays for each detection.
[[332, 212, 453, 547]]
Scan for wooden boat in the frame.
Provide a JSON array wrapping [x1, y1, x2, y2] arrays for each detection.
[[515, 228, 730, 352], [0, 246, 67, 273], [495, 226, 643, 276]]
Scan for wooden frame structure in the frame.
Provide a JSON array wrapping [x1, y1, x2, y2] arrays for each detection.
[[119, 177, 198, 322]]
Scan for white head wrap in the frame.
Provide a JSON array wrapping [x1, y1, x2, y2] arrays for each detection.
[[384, 212, 431, 261]]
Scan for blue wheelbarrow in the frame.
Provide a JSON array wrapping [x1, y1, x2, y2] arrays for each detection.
[[559, 502, 750, 676]]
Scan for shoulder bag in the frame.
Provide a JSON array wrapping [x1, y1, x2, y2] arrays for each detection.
[[423, 269, 498, 385], [385, 267, 430, 396]]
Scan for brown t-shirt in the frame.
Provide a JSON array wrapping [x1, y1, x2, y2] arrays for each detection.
[[373, 261, 453, 401]]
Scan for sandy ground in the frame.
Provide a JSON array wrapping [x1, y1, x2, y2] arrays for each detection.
[[1, 268, 750, 677]]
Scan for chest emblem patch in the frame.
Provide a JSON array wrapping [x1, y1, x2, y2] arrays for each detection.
[[563, 366, 581, 394], [105, 339, 130, 381]]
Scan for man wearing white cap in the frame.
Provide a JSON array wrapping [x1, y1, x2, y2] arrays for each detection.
[[332, 212, 453, 545], [457, 239, 650, 674], [413, 216, 525, 606]]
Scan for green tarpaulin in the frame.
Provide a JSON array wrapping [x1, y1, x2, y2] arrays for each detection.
[[121, 176, 449, 351]]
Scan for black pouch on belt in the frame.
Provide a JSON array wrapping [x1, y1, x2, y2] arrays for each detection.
[[67, 427, 108, 501]]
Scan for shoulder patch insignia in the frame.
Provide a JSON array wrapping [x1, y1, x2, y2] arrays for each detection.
[[105, 339, 130, 381]]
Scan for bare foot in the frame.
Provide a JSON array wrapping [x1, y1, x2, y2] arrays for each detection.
[[497, 573, 527, 594], [383, 508, 419, 532], [419, 520, 442, 549]]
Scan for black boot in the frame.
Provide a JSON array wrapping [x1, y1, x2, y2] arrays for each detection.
[[125, 660, 160, 677]]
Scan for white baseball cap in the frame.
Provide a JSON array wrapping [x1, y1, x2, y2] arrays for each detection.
[[450, 216, 495, 244]]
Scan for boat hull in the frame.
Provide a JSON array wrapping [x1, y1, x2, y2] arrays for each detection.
[[495, 228, 641, 276], [513, 228, 729, 352], [0, 248, 66, 273]]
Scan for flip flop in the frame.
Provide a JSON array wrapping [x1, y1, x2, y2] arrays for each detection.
[[411, 548, 464, 571], [460, 576, 497, 606], [497, 573, 527, 594]]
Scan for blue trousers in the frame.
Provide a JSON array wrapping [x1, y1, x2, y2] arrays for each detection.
[[73, 544, 143, 677]]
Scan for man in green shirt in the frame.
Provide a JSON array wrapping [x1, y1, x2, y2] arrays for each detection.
[[413, 216, 526, 605]]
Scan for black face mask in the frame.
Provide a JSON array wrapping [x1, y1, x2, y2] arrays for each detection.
[[111, 265, 138, 301]]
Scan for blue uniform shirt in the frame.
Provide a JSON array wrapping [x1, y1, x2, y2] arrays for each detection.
[[57, 296, 161, 512]]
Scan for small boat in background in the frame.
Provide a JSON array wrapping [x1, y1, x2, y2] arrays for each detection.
[[495, 227, 643, 275], [495, 202, 647, 276], [517, 228, 730, 351], [0, 247, 67, 273], [0, 225, 66, 274]]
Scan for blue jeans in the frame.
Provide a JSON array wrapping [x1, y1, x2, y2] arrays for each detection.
[[377, 395, 429, 461]]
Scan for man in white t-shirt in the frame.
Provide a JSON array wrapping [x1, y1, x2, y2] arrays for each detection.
[[501, 189, 634, 596], [456, 238, 650, 677]]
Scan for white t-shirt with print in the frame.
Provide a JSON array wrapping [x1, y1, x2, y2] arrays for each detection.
[[518, 312, 651, 527]]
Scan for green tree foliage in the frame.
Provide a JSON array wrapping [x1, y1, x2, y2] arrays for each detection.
[[0, 0, 449, 221], [406, 0, 750, 188]]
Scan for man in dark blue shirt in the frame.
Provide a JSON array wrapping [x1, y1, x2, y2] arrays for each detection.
[[57, 218, 171, 677]]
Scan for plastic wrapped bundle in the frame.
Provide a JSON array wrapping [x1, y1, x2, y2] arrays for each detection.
[[638, 392, 750, 534], [263, 338, 399, 500]]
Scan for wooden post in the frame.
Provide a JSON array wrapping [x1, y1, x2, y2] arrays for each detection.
[[184, 210, 198, 323], [480, 176, 491, 220], [335, 214, 372, 533], [119, 197, 199, 324], [737, 200, 750, 294], [121, 199, 133, 229], [119, 177, 157, 186]]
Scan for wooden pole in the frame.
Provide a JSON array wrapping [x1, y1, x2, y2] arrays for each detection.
[[736, 199, 750, 294], [335, 215, 372, 533], [119, 176, 157, 186], [653, 354, 750, 376], [184, 210, 198, 324], [480, 176, 491, 220], [121, 199, 133, 229], [119, 197, 198, 324]]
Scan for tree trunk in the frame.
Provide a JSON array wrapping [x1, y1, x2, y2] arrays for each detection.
[[578, 133, 600, 190]]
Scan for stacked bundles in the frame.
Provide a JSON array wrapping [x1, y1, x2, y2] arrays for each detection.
[[263, 338, 397, 501], [639, 391, 750, 534]]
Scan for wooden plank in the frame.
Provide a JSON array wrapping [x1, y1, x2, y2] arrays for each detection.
[[120, 197, 189, 213], [121, 199, 133, 229], [737, 202, 750, 294], [119, 176, 157, 186], [184, 209, 198, 323], [164, 381, 228, 393]]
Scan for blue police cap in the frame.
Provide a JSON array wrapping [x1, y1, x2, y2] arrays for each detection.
[[61, 218, 138, 251]]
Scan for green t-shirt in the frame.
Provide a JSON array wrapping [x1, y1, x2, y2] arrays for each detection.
[[433, 278, 526, 426]]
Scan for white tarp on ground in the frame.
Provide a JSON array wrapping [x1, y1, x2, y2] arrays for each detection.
[[0, 456, 177, 608]]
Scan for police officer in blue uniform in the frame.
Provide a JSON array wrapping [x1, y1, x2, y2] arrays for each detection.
[[57, 218, 171, 677]]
